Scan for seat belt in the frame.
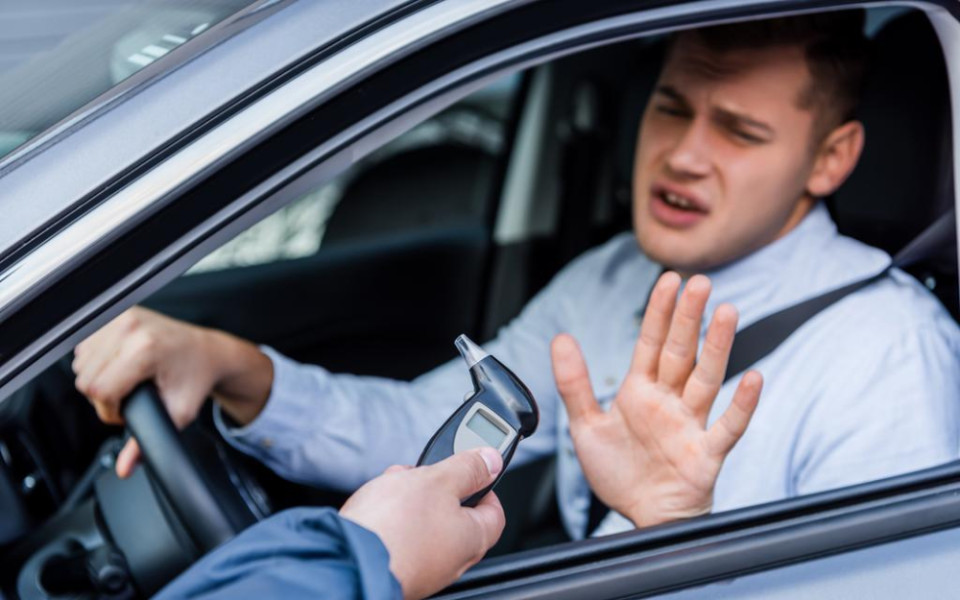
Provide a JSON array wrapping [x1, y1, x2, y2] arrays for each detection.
[[726, 208, 956, 380], [584, 208, 956, 536]]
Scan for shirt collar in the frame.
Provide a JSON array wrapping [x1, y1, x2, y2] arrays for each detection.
[[696, 202, 890, 331]]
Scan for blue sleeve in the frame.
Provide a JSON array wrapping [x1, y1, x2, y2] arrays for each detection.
[[155, 507, 402, 600]]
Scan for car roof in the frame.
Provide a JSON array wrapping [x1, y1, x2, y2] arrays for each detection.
[[0, 0, 412, 266]]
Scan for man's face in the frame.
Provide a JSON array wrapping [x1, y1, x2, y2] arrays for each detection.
[[633, 35, 822, 272]]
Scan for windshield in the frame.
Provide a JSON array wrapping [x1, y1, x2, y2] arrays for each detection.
[[0, 0, 258, 160]]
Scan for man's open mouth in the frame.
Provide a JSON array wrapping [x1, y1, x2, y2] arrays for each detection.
[[648, 184, 709, 228], [654, 187, 707, 213]]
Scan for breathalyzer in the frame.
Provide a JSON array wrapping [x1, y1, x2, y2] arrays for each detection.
[[417, 334, 539, 507]]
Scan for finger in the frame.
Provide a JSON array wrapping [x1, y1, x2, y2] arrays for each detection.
[[629, 272, 682, 379], [71, 348, 87, 377], [705, 371, 763, 458], [74, 335, 124, 402], [85, 338, 157, 420], [74, 311, 142, 396], [91, 397, 124, 425], [683, 303, 738, 420], [658, 275, 711, 390], [116, 438, 141, 479], [468, 491, 506, 555], [551, 334, 602, 423], [427, 447, 502, 501]]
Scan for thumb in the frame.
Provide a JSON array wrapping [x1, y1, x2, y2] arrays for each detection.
[[428, 447, 502, 501], [551, 334, 602, 423], [116, 437, 141, 479]]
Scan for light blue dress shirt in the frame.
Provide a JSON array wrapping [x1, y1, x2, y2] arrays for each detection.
[[216, 203, 960, 539]]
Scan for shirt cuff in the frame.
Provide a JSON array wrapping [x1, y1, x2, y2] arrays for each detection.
[[213, 345, 325, 454]]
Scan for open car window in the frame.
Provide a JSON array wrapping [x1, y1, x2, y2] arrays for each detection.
[[188, 73, 523, 273]]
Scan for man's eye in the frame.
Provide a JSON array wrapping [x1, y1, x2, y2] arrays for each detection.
[[655, 105, 689, 118], [731, 129, 765, 144]]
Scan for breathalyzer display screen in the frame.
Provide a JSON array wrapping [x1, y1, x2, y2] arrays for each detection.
[[467, 411, 509, 447]]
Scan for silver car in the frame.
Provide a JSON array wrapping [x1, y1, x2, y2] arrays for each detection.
[[0, 0, 958, 598]]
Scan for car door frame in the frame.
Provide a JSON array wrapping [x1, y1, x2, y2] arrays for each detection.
[[0, 0, 958, 598]]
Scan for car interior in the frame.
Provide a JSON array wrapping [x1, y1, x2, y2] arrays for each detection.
[[0, 6, 956, 598]]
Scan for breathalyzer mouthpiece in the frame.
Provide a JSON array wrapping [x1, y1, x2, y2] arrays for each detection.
[[455, 334, 489, 369]]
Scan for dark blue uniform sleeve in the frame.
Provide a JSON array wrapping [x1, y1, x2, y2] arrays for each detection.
[[154, 507, 402, 599]]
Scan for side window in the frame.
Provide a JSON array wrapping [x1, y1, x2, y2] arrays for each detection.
[[188, 73, 522, 274]]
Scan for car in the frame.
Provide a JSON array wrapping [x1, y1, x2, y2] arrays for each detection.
[[0, 0, 958, 598]]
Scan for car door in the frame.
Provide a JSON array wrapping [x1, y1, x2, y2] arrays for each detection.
[[0, 0, 959, 599]]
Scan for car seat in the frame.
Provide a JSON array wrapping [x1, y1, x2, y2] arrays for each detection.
[[321, 140, 498, 245], [831, 10, 957, 319]]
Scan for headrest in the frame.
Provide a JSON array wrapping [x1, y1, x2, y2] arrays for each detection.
[[323, 143, 496, 245], [832, 11, 954, 255]]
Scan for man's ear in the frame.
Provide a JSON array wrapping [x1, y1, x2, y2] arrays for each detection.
[[805, 120, 865, 197]]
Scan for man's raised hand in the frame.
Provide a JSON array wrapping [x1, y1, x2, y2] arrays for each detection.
[[551, 272, 762, 529]]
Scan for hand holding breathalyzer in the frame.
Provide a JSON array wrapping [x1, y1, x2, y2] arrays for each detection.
[[340, 448, 506, 600], [344, 334, 532, 600]]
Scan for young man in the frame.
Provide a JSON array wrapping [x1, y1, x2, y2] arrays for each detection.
[[73, 12, 960, 539]]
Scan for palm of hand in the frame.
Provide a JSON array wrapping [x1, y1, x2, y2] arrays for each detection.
[[570, 375, 720, 527], [553, 273, 762, 528]]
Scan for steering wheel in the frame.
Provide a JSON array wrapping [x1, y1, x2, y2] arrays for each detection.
[[121, 383, 239, 552]]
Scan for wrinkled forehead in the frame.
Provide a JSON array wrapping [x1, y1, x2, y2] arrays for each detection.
[[659, 33, 813, 108]]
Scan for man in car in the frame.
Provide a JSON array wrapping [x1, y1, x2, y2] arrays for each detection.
[[72, 11, 960, 539]]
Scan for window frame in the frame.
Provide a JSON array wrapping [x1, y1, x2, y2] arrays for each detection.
[[0, 0, 446, 275], [0, 0, 271, 171], [443, 462, 960, 598]]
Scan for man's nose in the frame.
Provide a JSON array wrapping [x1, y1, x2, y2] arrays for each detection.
[[665, 119, 712, 179]]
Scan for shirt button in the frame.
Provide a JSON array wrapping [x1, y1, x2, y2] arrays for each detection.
[[260, 438, 274, 449], [604, 376, 617, 387]]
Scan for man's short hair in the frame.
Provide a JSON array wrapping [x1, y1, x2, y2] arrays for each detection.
[[675, 11, 870, 139]]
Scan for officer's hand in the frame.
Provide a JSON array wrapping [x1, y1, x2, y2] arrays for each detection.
[[340, 448, 506, 600], [72, 307, 272, 478], [551, 272, 762, 529]]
